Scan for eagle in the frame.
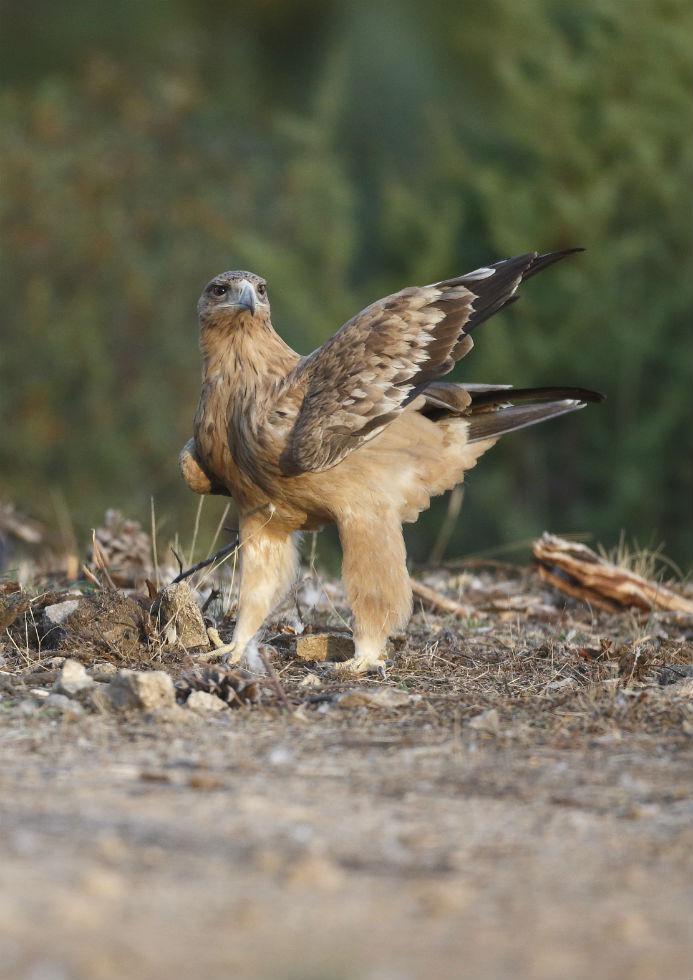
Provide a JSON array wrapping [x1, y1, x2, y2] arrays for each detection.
[[180, 249, 602, 673]]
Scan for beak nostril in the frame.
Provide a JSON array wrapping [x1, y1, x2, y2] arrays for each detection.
[[237, 280, 257, 316]]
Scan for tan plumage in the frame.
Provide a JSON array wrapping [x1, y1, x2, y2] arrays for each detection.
[[180, 251, 603, 672]]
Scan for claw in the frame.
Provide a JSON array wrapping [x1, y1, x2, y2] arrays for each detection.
[[331, 656, 388, 677], [220, 644, 242, 666]]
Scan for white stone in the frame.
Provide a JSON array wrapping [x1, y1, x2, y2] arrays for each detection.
[[186, 690, 227, 713], [54, 658, 94, 697], [43, 600, 80, 627]]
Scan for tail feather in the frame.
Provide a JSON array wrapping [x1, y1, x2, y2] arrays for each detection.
[[468, 385, 604, 409], [465, 385, 604, 443]]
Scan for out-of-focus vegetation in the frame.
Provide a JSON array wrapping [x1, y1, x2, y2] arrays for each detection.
[[1, 0, 692, 564]]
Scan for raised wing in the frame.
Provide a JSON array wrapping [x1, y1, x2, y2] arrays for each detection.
[[278, 249, 582, 475]]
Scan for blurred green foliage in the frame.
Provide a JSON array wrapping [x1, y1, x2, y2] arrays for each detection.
[[1, 0, 692, 564]]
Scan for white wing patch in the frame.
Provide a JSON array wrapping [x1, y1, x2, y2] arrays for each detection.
[[460, 267, 496, 281]]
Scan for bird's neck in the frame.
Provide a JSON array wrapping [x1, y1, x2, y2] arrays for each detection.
[[200, 312, 298, 389]]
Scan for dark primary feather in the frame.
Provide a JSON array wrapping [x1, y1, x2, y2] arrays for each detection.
[[277, 249, 586, 475], [436, 248, 584, 335]]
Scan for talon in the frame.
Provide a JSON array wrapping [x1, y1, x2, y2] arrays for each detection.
[[221, 645, 243, 666], [332, 656, 388, 676]]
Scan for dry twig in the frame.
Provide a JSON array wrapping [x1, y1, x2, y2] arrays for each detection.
[[170, 537, 239, 584], [258, 647, 292, 711]]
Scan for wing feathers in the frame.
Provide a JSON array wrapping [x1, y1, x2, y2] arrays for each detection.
[[277, 249, 588, 474]]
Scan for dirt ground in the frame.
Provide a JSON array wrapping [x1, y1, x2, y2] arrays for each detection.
[[1, 559, 693, 980]]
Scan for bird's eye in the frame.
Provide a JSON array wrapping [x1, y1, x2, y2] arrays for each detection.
[[210, 284, 227, 297], [257, 282, 267, 298]]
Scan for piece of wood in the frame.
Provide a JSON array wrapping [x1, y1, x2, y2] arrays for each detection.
[[536, 565, 618, 613], [533, 533, 693, 614]]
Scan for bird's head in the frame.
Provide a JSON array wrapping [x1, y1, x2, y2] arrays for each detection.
[[197, 270, 270, 332]]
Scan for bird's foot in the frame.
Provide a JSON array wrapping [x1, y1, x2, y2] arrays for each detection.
[[198, 628, 243, 665], [223, 639, 266, 675], [331, 655, 388, 677], [220, 644, 243, 666]]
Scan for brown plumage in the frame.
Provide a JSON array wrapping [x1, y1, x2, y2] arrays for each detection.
[[180, 251, 603, 672]]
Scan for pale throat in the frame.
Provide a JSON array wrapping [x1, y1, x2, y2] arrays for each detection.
[[200, 313, 287, 381]]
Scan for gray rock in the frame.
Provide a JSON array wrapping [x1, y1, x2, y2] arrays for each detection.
[[87, 661, 118, 681], [659, 664, 693, 686], [54, 658, 94, 697], [107, 669, 175, 712], [74, 682, 113, 714], [17, 698, 39, 716], [546, 676, 576, 692], [186, 690, 228, 713], [667, 678, 693, 699], [43, 693, 85, 717], [43, 600, 80, 628]]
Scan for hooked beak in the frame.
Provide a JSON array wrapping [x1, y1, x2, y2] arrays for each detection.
[[235, 279, 257, 316]]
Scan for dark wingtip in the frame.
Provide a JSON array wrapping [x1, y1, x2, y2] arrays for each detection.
[[522, 247, 586, 281]]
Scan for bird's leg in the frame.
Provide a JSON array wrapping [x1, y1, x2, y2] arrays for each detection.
[[224, 511, 299, 669], [335, 510, 412, 674]]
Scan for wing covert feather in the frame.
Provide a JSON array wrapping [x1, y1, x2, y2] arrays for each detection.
[[277, 250, 581, 475]]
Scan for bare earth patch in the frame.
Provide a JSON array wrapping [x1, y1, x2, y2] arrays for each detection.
[[1, 563, 692, 980]]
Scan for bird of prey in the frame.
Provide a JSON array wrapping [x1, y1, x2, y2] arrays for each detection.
[[180, 250, 602, 673]]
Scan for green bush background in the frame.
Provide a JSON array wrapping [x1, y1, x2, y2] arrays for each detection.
[[1, 0, 691, 565]]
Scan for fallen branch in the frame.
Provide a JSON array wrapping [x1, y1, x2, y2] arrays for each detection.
[[410, 578, 479, 619], [536, 564, 617, 613], [533, 533, 693, 614]]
